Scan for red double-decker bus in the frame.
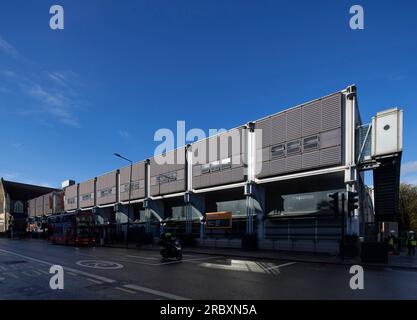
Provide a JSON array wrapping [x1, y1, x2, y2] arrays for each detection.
[[47, 212, 95, 246]]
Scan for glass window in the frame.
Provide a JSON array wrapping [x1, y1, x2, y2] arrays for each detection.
[[221, 158, 232, 170], [303, 135, 319, 151], [268, 189, 345, 216], [81, 194, 91, 201], [157, 171, 177, 184], [14, 201, 24, 213], [216, 199, 247, 217], [271, 144, 285, 158], [201, 163, 210, 174], [287, 140, 301, 155], [100, 187, 114, 197], [211, 160, 220, 172]]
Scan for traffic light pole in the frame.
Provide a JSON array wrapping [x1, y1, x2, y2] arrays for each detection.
[[341, 192, 346, 261]]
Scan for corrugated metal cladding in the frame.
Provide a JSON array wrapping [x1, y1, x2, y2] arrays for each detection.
[[79, 179, 95, 208], [256, 93, 343, 179], [28, 198, 36, 217], [64, 184, 78, 211], [150, 148, 187, 196], [54, 191, 64, 212], [96, 171, 117, 205], [192, 128, 247, 189], [120, 162, 146, 201], [43, 194, 53, 215], [35, 195, 44, 216]]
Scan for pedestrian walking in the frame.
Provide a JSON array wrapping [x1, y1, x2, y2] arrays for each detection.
[[407, 230, 416, 256], [387, 230, 398, 255]]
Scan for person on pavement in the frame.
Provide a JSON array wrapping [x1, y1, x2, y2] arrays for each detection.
[[387, 230, 398, 255], [407, 230, 416, 256]]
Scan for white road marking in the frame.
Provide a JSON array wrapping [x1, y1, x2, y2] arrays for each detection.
[[264, 262, 297, 271], [123, 284, 190, 300], [0, 248, 115, 284], [36, 269, 51, 275], [86, 278, 103, 285], [115, 287, 136, 294], [126, 255, 159, 260], [160, 256, 221, 265]]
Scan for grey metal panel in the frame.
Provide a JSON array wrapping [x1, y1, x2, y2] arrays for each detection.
[[79, 179, 95, 208], [218, 170, 232, 185], [269, 158, 286, 174], [97, 171, 117, 205], [219, 128, 242, 158], [256, 161, 270, 178], [150, 148, 186, 196], [210, 171, 222, 186], [256, 118, 271, 149], [302, 151, 320, 169], [261, 147, 271, 162], [270, 113, 286, 146], [231, 155, 244, 169], [120, 161, 146, 201], [54, 192, 64, 213], [286, 155, 302, 172], [320, 128, 341, 149], [150, 185, 159, 196], [35, 196, 44, 216], [191, 139, 208, 167], [302, 101, 321, 136], [320, 146, 342, 166], [193, 176, 201, 189], [286, 107, 302, 141], [231, 167, 244, 182], [193, 165, 202, 177], [256, 92, 343, 179], [208, 135, 220, 162], [321, 94, 342, 131], [28, 199, 35, 217], [64, 184, 78, 211], [200, 174, 211, 188], [43, 194, 52, 215], [192, 129, 246, 189], [160, 183, 169, 195]]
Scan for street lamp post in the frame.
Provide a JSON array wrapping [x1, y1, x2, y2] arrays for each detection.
[[114, 153, 133, 248]]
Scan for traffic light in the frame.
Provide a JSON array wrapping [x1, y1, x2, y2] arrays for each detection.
[[328, 192, 339, 217], [347, 191, 359, 217]]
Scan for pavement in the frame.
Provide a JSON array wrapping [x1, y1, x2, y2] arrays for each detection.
[[1, 238, 417, 300]]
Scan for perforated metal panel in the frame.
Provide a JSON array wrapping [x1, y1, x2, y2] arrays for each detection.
[[64, 184, 78, 211], [286, 108, 302, 141], [256, 92, 343, 179], [79, 179, 95, 208], [96, 171, 117, 205], [150, 148, 186, 196], [192, 128, 246, 189], [321, 94, 342, 131], [302, 101, 321, 136]]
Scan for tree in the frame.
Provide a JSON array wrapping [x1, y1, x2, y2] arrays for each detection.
[[399, 184, 417, 232]]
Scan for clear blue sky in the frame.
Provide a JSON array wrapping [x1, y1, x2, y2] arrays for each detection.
[[0, 0, 416, 188]]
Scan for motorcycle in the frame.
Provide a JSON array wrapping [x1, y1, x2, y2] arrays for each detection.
[[160, 238, 183, 261]]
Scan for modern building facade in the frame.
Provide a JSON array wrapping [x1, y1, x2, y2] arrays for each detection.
[[0, 178, 57, 235], [26, 85, 403, 253]]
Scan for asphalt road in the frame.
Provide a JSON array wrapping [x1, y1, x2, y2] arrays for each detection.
[[0, 238, 416, 300]]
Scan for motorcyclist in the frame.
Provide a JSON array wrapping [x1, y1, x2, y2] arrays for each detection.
[[159, 232, 181, 260], [160, 232, 174, 250]]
